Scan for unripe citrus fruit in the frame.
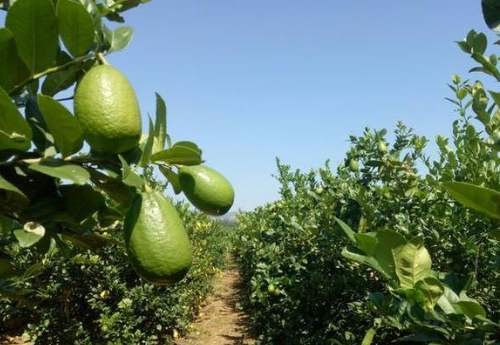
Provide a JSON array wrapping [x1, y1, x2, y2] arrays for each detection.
[[74, 64, 141, 153], [178, 165, 234, 216], [378, 141, 388, 153], [124, 190, 192, 285]]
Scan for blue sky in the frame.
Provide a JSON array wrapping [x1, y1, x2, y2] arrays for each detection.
[[2, 1, 493, 210]]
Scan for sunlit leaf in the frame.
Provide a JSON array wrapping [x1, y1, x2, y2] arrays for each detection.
[[6, 0, 59, 74], [393, 238, 432, 289], [444, 182, 500, 220], [28, 160, 90, 185], [57, 0, 95, 57], [151, 141, 202, 165]]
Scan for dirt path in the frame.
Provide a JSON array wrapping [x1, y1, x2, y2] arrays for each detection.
[[176, 266, 255, 345]]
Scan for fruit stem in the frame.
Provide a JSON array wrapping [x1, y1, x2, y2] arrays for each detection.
[[97, 52, 110, 65]]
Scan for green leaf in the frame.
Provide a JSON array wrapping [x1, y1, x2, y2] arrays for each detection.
[[0, 28, 30, 92], [444, 182, 500, 220], [491, 229, 500, 240], [108, 26, 133, 53], [139, 116, 155, 167], [355, 230, 406, 280], [341, 247, 391, 280], [60, 185, 105, 222], [153, 92, 167, 153], [118, 155, 144, 188], [472, 33, 488, 55], [0, 173, 28, 200], [437, 285, 460, 314], [41, 51, 82, 96], [6, 0, 59, 74], [334, 216, 356, 244], [414, 276, 444, 311], [28, 160, 90, 185], [14, 221, 45, 247], [0, 86, 32, 151], [361, 328, 376, 345], [151, 141, 202, 165], [482, 0, 500, 32], [0, 257, 17, 279], [56, 0, 95, 57], [489, 90, 500, 107], [61, 232, 114, 250], [159, 165, 182, 194], [37, 94, 83, 156], [453, 301, 487, 319], [393, 238, 432, 289], [0, 216, 17, 236]]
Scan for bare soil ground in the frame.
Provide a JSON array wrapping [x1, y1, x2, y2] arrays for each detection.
[[175, 266, 255, 345]]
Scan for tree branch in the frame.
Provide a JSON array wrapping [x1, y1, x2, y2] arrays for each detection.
[[9, 54, 95, 96]]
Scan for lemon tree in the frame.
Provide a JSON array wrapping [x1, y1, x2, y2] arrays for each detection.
[[0, 0, 234, 296]]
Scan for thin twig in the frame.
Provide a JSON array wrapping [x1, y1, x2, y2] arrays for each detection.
[[55, 96, 74, 102], [9, 55, 94, 96]]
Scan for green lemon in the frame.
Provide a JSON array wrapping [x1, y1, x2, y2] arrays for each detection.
[[74, 64, 142, 153], [124, 190, 192, 285], [378, 141, 388, 153], [178, 165, 234, 216], [349, 159, 359, 172]]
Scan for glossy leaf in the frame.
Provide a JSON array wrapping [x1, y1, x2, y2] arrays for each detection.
[[118, 155, 144, 188], [62, 232, 114, 250], [56, 0, 95, 57], [0, 28, 30, 92], [6, 0, 59, 74], [14, 221, 45, 247], [444, 182, 500, 220], [361, 328, 376, 345], [341, 248, 391, 280], [0, 86, 32, 151], [41, 51, 82, 96], [60, 185, 105, 222], [151, 141, 202, 165], [37, 94, 84, 156], [109, 26, 133, 52], [393, 238, 432, 289], [0, 173, 28, 200], [355, 230, 406, 280], [139, 116, 155, 167], [453, 301, 487, 319], [153, 93, 167, 153], [159, 165, 182, 194], [334, 216, 356, 244], [414, 276, 444, 311], [28, 160, 90, 185]]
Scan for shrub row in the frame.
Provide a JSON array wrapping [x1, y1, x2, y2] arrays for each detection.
[[1, 204, 230, 345], [235, 101, 499, 343]]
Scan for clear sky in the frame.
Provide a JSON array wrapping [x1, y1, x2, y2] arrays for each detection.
[[2, 1, 493, 210]]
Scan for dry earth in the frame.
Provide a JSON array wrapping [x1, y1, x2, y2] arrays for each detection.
[[175, 267, 255, 345]]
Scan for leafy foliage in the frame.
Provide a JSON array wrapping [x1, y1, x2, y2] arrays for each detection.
[[235, 28, 500, 345], [0, 0, 235, 342], [0, 207, 231, 344]]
